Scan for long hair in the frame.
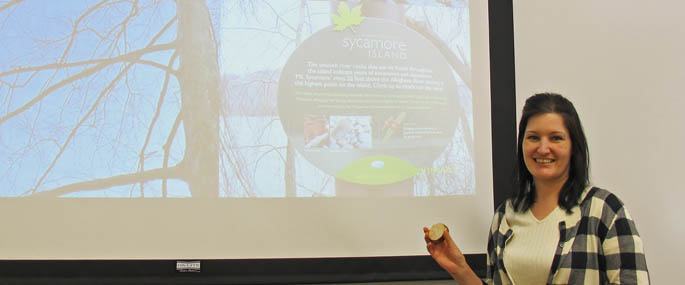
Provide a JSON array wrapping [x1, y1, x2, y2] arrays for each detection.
[[512, 93, 590, 213]]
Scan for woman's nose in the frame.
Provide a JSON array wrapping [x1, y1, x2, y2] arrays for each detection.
[[537, 140, 551, 153]]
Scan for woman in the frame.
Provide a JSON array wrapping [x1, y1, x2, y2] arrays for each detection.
[[423, 93, 649, 284]]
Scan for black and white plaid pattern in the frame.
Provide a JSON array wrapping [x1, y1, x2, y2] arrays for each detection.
[[484, 187, 649, 284]]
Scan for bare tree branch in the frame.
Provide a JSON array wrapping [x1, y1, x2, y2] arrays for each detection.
[[406, 17, 471, 89], [0, 0, 22, 12], [161, 109, 184, 197], [260, 0, 299, 34], [219, 122, 256, 197], [29, 164, 184, 198], [58, 0, 113, 64], [24, 62, 136, 195], [138, 51, 179, 195], [0, 42, 176, 78], [0, 1, 226, 198], [0, 42, 176, 125]]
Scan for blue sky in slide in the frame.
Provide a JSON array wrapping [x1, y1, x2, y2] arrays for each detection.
[[0, 0, 472, 198]]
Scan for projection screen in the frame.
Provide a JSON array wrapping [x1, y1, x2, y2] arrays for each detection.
[[0, 0, 492, 259]]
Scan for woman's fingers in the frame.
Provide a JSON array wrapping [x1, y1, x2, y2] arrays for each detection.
[[442, 229, 465, 258], [423, 227, 432, 243], [443, 228, 452, 241]]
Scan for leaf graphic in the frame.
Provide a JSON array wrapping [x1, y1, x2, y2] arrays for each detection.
[[382, 112, 406, 142], [350, 5, 364, 25], [332, 2, 365, 32]]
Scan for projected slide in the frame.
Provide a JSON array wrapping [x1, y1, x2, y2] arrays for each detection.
[[0, 0, 492, 260], [0, 0, 473, 198]]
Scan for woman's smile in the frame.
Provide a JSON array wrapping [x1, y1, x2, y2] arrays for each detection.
[[523, 113, 572, 185]]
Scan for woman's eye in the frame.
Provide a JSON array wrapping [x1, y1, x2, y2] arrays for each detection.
[[551, 136, 564, 141], [526, 135, 539, 140]]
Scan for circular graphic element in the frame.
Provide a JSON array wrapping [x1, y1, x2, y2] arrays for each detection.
[[278, 17, 460, 184], [336, 155, 420, 185]]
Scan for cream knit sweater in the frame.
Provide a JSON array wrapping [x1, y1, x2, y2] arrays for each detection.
[[503, 206, 565, 284]]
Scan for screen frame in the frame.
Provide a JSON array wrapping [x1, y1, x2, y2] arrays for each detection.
[[0, 0, 515, 283]]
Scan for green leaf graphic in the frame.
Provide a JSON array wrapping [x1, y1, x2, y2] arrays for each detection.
[[336, 155, 419, 185], [332, 2, 365, 32]]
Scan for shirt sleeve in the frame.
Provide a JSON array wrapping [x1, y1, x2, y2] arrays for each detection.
[[483, 203, 506, 285], [601, 194, 650, 284], [483, 223, 494, 285]]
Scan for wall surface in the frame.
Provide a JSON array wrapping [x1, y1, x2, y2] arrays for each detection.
[[514, 1, 684, 283]]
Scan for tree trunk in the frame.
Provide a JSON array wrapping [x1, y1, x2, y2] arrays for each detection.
[[284, 0, 308, 197], [285, 141, 297, 197], [176, 0, 220, 198]]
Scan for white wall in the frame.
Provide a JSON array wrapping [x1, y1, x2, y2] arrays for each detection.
[[513, 1, 684, 283]]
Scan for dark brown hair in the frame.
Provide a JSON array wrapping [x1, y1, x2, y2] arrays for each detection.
[[512, 93, 590, 213]]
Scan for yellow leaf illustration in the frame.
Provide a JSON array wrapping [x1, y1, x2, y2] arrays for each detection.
[[332, 2, 365, 32]]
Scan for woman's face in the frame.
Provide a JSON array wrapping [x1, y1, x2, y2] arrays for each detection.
[[522, 113, 572, 186]]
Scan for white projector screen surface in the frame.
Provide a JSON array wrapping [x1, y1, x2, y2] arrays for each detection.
[[0, 0, 492, 259], [513, 1, 685, 283]]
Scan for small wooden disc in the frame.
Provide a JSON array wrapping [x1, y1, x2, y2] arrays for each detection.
[[428, 223, 448, 241]]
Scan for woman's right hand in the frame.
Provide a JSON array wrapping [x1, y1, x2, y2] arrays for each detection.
[[423, 227, 481, 284]]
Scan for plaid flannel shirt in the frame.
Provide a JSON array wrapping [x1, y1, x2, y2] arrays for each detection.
[[484, 187, 649, 284]]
